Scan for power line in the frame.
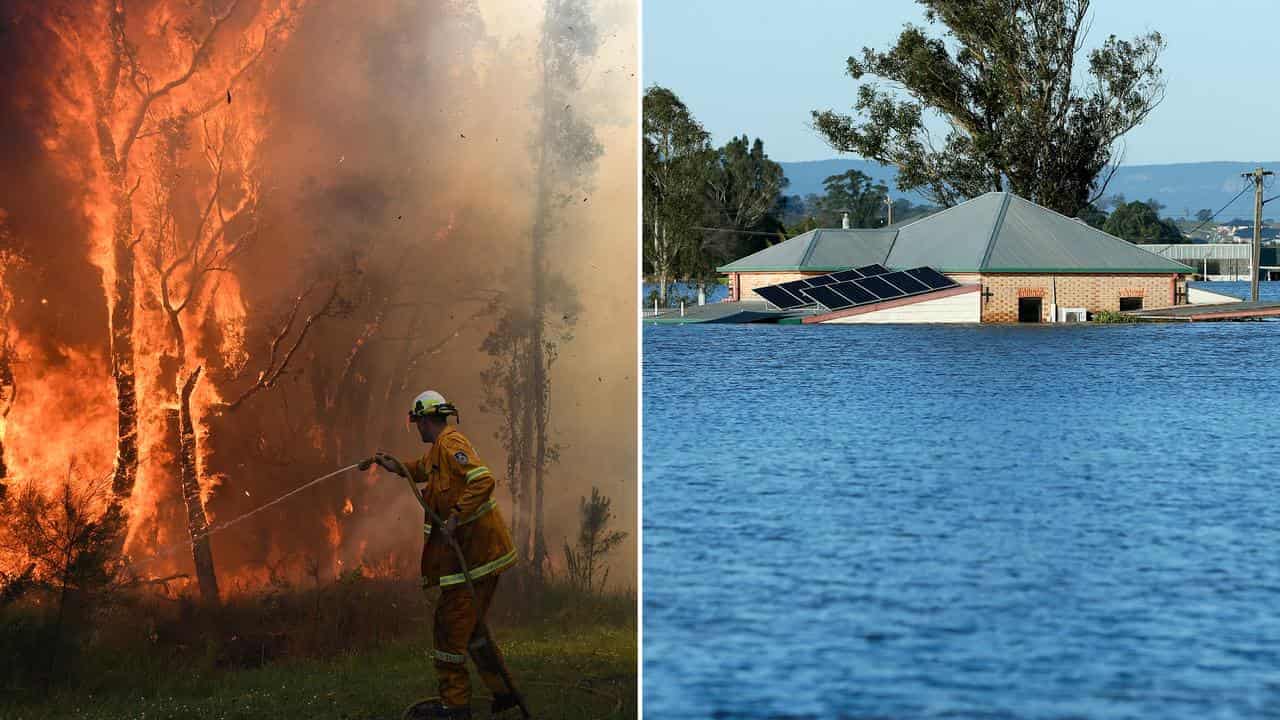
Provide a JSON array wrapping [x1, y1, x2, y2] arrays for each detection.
[[691, 226, 787, 237], [1183, 183, 1253, 237]]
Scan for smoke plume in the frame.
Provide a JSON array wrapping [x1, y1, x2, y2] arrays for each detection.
[[0, 0, 637, 593]]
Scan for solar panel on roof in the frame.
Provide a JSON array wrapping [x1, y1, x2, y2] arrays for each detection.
[[802, 285, 857, 310], [856, 275, 906, 299], [755, 264, 959, 316], [881, 271, 930, 294], [754, 285, 807, 309], [831, 281, 877, 305], [779, 279, 813, 295], [906, 267, 957, 290]]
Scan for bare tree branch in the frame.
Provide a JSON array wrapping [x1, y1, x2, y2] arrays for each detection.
[[118, 0, 244, 170], [226, 282, 342, 411]]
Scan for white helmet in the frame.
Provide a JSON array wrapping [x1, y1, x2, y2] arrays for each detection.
[[408, 390, 457, 420]]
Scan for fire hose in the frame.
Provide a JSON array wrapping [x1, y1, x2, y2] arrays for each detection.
[[374, 454, 533, 720], [130, 462, 365, 565], [129, 457, 532, 719]]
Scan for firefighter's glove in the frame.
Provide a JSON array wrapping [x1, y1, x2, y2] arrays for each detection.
[[373, 452, 408, 477], [444, 512, 459, 536]]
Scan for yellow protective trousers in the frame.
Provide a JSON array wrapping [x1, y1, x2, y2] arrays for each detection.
[[432, 574, 514, 708]]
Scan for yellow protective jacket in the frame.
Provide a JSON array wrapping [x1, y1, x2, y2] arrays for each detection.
[[409, 425, 516, 589]]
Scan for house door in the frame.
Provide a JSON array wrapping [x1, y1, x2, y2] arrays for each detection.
[[1018, 297, 1042, 323]]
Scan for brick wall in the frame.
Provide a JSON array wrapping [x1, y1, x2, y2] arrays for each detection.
[[946, 272, 982, 285], [972, 273, 1181, 323], [737, 271, 829, 301], [732, 270, 1185, 322]]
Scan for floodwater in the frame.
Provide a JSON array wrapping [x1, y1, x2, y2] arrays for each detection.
[[642, 282, 1280, 719]]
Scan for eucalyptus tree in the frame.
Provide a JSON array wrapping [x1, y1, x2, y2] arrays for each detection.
[[813, 0, 1165, 216], [816, 170, 890, 228], [704, 135, 788, 261], [643, 85, 712, 305]]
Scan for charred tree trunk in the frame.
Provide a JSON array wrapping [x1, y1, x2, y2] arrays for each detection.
[[521, 325, 542, 577], [0, 346, 12, 502], [176, 367, 218, 604], [163, 310, 218, 602], [517, 340, 535, 566], [89, 0, 257, 509], [504, 357, 526, 563], [109, 189, 141, 505], [0, 435, 6, 502], [85, 8, 141, 506], [528, 5, 554, 582], [531, 241, 548, 579]]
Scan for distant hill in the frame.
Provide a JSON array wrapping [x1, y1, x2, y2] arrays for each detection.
[[778, 159, 1280, 219]]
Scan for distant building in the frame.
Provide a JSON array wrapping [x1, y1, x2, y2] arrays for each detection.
[[1231, 226, 1280, 242], [1138, 243, 1278, 280], [718, 192, 1195, 323]]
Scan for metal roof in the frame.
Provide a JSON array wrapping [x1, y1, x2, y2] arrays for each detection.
[[805, 229, 897, 269], [885, 193, 1009, 271], [719, 192, 1195, 275], [716, 228, 895, 272], [979, 194, 1194, 273]]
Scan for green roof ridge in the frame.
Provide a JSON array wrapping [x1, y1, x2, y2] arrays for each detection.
[[798, 229, 821, 267], [979, 192, 1012, 271]]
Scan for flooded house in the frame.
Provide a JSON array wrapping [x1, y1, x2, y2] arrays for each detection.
[[718, 192, 1197, 323]]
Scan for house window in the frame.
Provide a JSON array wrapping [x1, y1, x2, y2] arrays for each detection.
[[1119, 297, 1143, 312]]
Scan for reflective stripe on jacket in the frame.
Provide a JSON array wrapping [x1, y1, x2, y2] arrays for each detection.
[[410, 426, 516, 588]]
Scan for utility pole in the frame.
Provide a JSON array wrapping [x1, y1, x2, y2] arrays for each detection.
[[1244, 167, 1273, 302], [884, 195, 894, 226]]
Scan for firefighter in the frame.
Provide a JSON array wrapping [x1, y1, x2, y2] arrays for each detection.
[[362, 390, 522, 720]]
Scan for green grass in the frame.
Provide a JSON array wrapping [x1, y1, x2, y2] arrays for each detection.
[[2, 621, 634, 720], [0, 579, 635, 720]]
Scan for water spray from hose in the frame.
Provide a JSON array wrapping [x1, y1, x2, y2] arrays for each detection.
[[130, 462, 363, 567]]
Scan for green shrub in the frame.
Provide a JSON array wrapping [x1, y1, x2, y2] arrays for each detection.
[[1092, 309, 1139, 324]]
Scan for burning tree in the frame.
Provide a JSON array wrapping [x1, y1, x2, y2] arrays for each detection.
[[0, 231, 19, 504], [136, 110, 265, 603], [44, 0, 300, 511], [2, 0, 628, 602], [15, 0, 307, 604]]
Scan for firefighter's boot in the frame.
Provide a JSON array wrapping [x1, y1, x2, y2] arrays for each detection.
[[403, 697, 471, 720]]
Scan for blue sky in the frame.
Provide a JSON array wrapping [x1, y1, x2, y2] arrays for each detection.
[[643, 0, 1279, 165]]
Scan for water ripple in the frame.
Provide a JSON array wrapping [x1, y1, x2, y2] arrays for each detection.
[[644, 300, 1280, 719]]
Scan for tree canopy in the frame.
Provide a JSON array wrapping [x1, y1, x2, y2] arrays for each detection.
[[1102, 200, 1185, 244], [643, 85, 793, 298], [700, 135, 788, 267], [815, 170, 890, 228], [776, 187, 934, 235], [1076, 203, 1108, 230], [812, 0, 1165, 217], [643, 85, 712, 302]]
